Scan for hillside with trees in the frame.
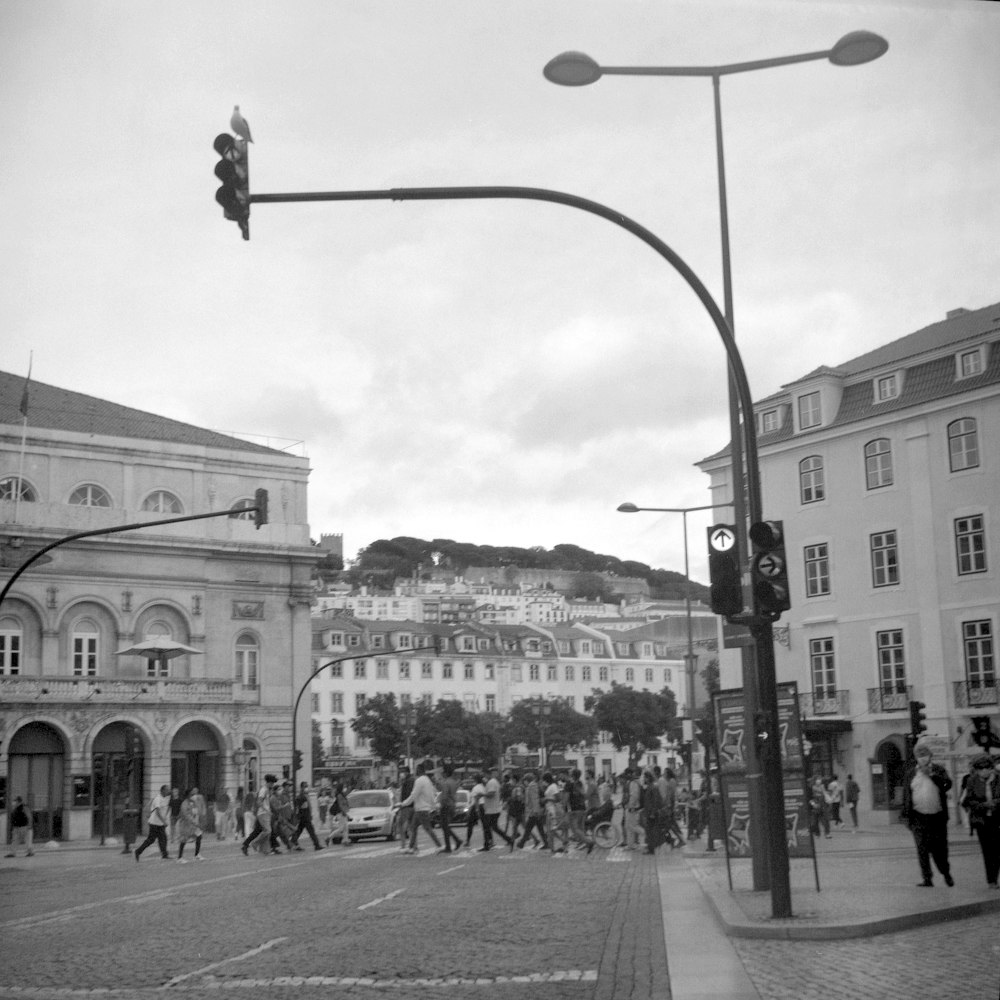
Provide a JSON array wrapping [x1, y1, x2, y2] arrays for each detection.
[[342, 536, 709, 603]]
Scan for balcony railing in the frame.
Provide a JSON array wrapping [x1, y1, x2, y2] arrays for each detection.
[[867, 686, 911, 713], [953, 679, 999, 709], [800, 689, 851, 717], [0, 675, 257, 704]]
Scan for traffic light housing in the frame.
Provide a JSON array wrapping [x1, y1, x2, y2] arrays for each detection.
[[292, 749, 303, 773], [749, 519, 791, 619], [909, 700, 927, 738], [254, 488, 268, 529], [706, 523, 743, 619], [213, 132, 250, 240]]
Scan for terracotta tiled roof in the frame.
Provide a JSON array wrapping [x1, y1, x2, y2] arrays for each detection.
[[0, 369, 283, 455]]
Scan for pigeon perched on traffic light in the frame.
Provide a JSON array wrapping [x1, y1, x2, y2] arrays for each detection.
[[230, 105, 253, 143]]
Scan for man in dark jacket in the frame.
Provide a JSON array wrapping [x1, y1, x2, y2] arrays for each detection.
[[901, 742, 954, 887]]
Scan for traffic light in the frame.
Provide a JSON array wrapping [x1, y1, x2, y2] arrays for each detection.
[[254, 488, 268, 529], [749, 519, 791, 618], [292, 749, 303, 773], [706, 523, 743, 618], [213, 132, 250, 240], [909, 700, 927, 738]]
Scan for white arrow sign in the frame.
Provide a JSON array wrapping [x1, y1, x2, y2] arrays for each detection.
[[709, 525, 736, 552]]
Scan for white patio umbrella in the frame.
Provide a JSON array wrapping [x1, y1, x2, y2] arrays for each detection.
[[115, 638, 203, 675]]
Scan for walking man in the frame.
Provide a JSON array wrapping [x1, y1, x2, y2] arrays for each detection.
[[436, 764, 463, 853], [901, 742, 954, 888], [844, 773, 860, 829], [398, 762, 442, 855], [135, 784, 171, 862], [481, 766, 514, 851], [517, 772, 548, 850], [6, 796, 33, 858], [292, 782, 323, 850], [241, 774, 277, 855]]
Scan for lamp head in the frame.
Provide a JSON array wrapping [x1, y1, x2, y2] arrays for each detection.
[[617, 502, 640, 513], [544, 51, 602, 86], [828, 30, 888, 66]]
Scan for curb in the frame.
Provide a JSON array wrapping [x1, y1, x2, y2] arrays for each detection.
[[699, 879, 1000, 940]]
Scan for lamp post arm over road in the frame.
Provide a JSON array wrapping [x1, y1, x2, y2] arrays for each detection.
[[248, 179, 789, 915], [251, 182, 761, 522]]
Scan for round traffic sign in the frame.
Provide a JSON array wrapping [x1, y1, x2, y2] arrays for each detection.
[[708, 525, 736, 553]]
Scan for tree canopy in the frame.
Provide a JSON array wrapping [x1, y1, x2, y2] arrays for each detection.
[[585, 682, 678, 767]]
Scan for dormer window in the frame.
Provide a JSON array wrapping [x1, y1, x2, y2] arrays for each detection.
[[874, 374, 900, 402], [760, 408, 780, 433], [957, 346, 986, 378], [798, 392, 821, 430]]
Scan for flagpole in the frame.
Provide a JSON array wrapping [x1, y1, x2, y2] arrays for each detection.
[[14, 353, 31, 523]]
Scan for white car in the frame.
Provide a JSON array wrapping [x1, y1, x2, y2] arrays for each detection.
[[338, 789, 399, 843]]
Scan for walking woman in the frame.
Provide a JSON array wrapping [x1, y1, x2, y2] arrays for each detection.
[[962, 754, 999, 889], [176, 788, 205, 863]]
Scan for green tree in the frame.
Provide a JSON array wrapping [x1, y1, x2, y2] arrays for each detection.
[[311, 719, 325, 769], [585, 682, 677, 767], [508, 698, 596, 754], [351, 693, 405, 764]]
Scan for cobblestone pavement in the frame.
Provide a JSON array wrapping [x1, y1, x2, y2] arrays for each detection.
[[0, 840, 667, 1000], [731, 914, 1000, 1000]]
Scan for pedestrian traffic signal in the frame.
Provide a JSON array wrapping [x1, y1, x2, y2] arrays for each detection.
[[213, 132, 250, 240], [749, 519, 791, 618], [909, 700, 927, 738], [706, 523, 743, 619], [254, 488, 268, 529], [293, 749, 303, 773]]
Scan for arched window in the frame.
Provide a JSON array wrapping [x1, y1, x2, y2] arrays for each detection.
[[948, 418, 979, 472], [235, 632, 259, 689], [0, 615, 22, 675], [144, 621, 174, 677], [228, 498, 255, 521], [799, 456, 825, 504], [0, 477, 37, 502], [72, 618, 100, 676], [864, 439, 893, 490], [142, 490, 183, 514], [69, 484, 111, 508]]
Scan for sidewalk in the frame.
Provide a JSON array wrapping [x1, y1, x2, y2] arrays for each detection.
[[658, 821, 999, 1000], [682, 820, 999, 940]]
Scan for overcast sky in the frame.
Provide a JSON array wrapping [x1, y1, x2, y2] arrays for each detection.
[[2, 0, 997, 582]]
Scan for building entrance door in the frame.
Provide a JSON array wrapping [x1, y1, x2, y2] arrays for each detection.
[[871, 737, 906, 814], [7, 723, 66, 840]]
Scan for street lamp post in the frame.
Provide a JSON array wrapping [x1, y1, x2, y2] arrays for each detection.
[[546, 32, 887, 902]]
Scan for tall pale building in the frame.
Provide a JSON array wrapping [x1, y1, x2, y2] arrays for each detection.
[[0, 371, 316, 843], [699, 301, 999, 821]]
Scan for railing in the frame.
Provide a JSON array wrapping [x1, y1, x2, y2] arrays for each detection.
[[0, 675, 258, 704], [799, 689, 851, 717], [867, 686, 911, 713], [953, 679, 999, 708]]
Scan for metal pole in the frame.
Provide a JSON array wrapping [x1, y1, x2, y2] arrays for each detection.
[[712, 73, 770, 895]]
